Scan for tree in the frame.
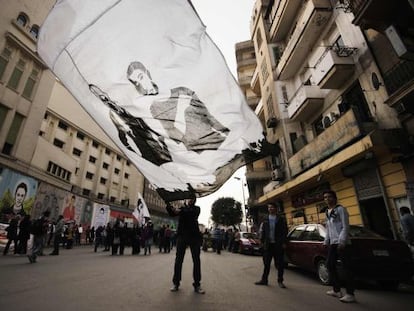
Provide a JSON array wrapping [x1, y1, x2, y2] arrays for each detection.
[[210, 197, 242, 228]]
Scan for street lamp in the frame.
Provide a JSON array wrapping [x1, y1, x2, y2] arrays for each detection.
[[234, 177, 248, 232]]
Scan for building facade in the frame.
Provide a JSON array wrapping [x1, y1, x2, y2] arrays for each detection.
[[240, 0, 414, 240]]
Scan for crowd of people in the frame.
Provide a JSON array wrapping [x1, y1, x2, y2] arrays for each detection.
[[2, 190, 414, 303]]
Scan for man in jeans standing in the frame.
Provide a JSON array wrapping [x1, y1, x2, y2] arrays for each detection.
[[49, 215, 64, 255], [255, 202, 288, 288], [166, 196, 205, 294], [323, 190, 356, 303]]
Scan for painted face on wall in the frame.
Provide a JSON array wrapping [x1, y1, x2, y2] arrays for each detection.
[[15, 187, 27, 208]]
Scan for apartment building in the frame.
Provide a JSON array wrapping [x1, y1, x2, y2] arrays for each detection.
[[0, 1, 170, 226], [242, 0, 414, 240]]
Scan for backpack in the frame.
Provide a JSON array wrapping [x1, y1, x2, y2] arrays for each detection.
[[30, 218, 44, 235]]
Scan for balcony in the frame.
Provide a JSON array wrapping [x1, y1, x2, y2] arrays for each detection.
[[269, 0, 302, 42], [312, 47, 356, 89], [275, 0, 332, 80], [287, 85, 324, 121], [288, 108, 365, 176]]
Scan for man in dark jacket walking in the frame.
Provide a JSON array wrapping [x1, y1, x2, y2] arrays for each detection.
[[166, 196, 205, 294], [50, 215, 64, 255], [255, 202, 288, 288]]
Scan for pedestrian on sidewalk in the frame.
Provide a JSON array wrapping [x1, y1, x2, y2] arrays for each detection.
[[50, 215, 64, 255], [255, 202, 288, 289], [166, 196, 205, 294], [28, 211, 50, 263], [3, 213, 19, 256], [323, 190, 356, 303]]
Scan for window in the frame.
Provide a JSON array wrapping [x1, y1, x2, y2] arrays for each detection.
[[86, 172, 94, 180], [126, 160, 130, 166], [116, 155, 121, 161], [72, 148, 82, 156], [256, 29, 263, 48], [89, 155, 96, 163], [29, 25, 39, 39], [7, 58, 26, 90], [92, 140, 99, 148], [288, 226, 305, 241], [0, 104, 8, 132], [105, 148, 111, 155], [100, 177, 107, 185], [76, 131, 85, 140], [53, 138, 64, 149], [46, 161, 71, 181], [2, 113, 24, 155], [16, 13, 28, 27], [82, 189, 91, 196], [114, 168, 120, 175], [103, 162, 109, 170], [58, 120, 68, 131], [97, 193, 104, 200], [110, 196, 116, 202], [22, 66, 40, 99], [44, 112, 48, 119], [0, 47, 12, 80], [124, 173, 129, 179]]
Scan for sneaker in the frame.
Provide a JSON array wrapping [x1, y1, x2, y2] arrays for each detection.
[[339, 294, 356, 303], [27, 255, 33, 263], [326, 290, 343, 298], [170, 285, 179, 292], [194, 286, 205, 294], [254, 280, 268, 286], [278, 282, 286, 289]]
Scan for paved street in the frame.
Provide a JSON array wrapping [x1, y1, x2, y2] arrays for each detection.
[[0, 246, 413, 311]]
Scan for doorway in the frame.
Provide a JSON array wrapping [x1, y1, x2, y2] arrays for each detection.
[[359, 197, 394, 239]]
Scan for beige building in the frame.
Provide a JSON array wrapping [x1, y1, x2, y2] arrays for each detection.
[[0, 0, 161, 218], [240, 0, 414, 239]]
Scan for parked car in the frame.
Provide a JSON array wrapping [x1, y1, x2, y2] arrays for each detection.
[[285, 224, 414, 289], [238, 232, 262, 255]]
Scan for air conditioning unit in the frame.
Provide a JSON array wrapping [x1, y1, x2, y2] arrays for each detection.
[[322, 112, 338, 129], [271, 169, 284, 181]]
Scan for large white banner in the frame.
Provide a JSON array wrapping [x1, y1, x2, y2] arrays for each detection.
[[38, 0, 278, 201]]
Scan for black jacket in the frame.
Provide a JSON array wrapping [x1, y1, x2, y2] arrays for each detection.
[[259, 215, 288, 250], [166, 204, 201, 239]]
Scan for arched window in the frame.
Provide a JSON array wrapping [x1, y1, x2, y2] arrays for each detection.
[[30, 25, 39, 39], [16, 13, 28, 27]]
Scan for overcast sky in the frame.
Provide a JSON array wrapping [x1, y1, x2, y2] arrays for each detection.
[[190, 0, 256, 226]]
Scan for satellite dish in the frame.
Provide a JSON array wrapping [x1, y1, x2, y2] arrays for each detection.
[[372, 72, 381, 90]]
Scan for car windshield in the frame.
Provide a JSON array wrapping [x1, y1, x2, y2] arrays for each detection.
[[242, 233, 258, 239], [349, 225, 383, 238]]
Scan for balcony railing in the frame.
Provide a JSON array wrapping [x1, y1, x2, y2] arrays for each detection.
[[288, 108, 366, 176], [383, 60, 414, 95]]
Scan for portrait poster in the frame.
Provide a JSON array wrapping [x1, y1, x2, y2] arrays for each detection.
[[0, 167, 38, 223], [32, 182, 67, 221]]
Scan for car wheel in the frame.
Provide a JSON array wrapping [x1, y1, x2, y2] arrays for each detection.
[[377, 280, 400, 290], [316, 259, 330, 285]]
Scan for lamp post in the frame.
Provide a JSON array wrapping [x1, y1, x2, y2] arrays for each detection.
[[234, 177, 248, 232]]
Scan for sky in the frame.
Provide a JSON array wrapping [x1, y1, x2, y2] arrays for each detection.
[[189, 0, 256, 226]]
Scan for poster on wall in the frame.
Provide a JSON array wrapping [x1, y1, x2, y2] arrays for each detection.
[[0, 167, 38, 223], [91, 203, 110, 229], [32, 182, 67, 222]]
